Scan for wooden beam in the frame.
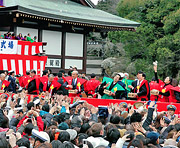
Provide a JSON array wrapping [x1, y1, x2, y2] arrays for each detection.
[[83, 33, 87, 73], [61, 32, 66, 69]]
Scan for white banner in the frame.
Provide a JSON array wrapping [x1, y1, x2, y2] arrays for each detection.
[[0, 39, 18, 54]]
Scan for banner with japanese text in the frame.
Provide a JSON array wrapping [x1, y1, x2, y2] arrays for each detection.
[[0, 39, 43, 55], [0, 39, 18, 54]]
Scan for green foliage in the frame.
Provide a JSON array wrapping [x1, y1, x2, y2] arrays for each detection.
[[108, 0, 180, 80]]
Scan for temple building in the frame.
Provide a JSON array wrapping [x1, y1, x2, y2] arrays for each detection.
[[0, 0, 140, 73]]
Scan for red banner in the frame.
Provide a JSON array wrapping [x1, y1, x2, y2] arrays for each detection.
[[71, 98, 180, 114], [0, 54, 47, 76], [17, 41, 43, 55]]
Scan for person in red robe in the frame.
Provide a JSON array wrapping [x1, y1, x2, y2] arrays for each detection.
[[39, 74, 62, 96], [170, 82, 180, 103], [129, 71, 150, 101], [149, 79, 160, 101], [19, 70, 32, 88], [149, 66, 161, 101], [63, 71, 86, 97], [153, 65, 173, 102], [0, 73, 11, 92], [85, 73, 101, 98], [25, 70, 40, 94]]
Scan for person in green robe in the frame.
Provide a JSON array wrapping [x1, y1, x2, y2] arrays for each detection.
[[99, 74, 125, 99], [26, 33, 34, 43]]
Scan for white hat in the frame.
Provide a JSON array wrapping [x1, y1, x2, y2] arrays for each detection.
[[66, 129, 77, 140], [118, 73, 125, 78], [32, 129, 50, 143], [87, 136, 100, 148]]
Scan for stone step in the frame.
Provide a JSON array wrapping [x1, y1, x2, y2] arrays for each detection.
[[86, 59, 103, 65], [86, 68, 102, 75], [87, 56, 103, 60], [86, 64, 101, 68]]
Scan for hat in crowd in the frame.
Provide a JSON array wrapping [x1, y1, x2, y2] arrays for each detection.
[[134, 102, 144, 109], [118, 72, 125, 78], [124, 73, 129, 78], [66, 129, 77, 140], [167, 105, 176, 111], [58, 122, 69, 130], [147, 131, 159, 142], [2, 94, 8, 100], [98, 106, 108, 118], [87, 137, 100, 148], [163, 139, 177, 147], [9, 70, 15, 75], [32, 129, 50, 143], [120, 102, 128, 108], [163, 116, 171, 125]]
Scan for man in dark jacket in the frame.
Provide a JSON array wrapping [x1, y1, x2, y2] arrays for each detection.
[[8, 71, 16, 93]]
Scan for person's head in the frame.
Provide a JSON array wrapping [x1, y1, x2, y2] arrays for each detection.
[[30, 69, 36, 77], [9, 70, 15, 76], [47, 69, 52, 74], [48, 74, 54, 82], [58, 72, 62, 78], [0, 137, 10, 148], [90, 73, 96, 79], [27, 33, 30, 36], [113, 74, 120, 83], [106, 128, 120, 144], [51, 140, 62, 148], [59, 69, 65, 76], [38, 143, 52, 148], [73, 66, 77, 71], [87, 123, 104, 137], [167, 105, 176, 116], [110, 115, 121, 124], [80, 123, 91, 133], [24, 123, 34, 135], [43, 70, 49, 76], [124, 73, 129, 79], [63, 142, 75, 148], [27, 102, 35, 110], [58, 131, 70, 143], [16, 137, 30, 148], [119, 102, 128, 111], [130, 112, 142, 124], [42, 104, 50, 112], [0, 73, 5, 81], [128, 138, 144, 148], [4, 70, 8, 76], [32, 130, 50, 147], [164, 76, 172, 84], [72, 71, 78, 79], [81, 72, 86, 78], [26, 70, 30, 75], [138, 71, 146, 81], [146, 131, 159, 145], [75, 133, 88, 147], [19, 33, 22, 37]]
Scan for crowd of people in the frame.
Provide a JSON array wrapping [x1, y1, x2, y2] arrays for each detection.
[[0, 64, 179, 148], [0, 32, 37, 42]]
